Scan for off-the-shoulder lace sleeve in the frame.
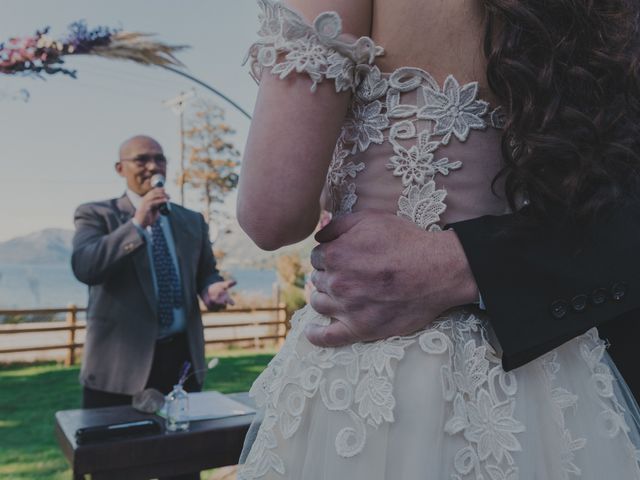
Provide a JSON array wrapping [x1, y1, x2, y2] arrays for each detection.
[[244, 0, 384, 93]]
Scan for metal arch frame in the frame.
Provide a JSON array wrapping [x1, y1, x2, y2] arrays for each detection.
[[161, 65, 253, 120]]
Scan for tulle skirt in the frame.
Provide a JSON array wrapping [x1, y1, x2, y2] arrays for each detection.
[[238, 305, 640, 479]]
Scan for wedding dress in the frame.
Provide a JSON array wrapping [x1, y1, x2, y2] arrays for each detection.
[[238, 1, 640, 478]]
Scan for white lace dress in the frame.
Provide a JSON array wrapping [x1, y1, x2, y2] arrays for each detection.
[[238, 2, 640, 479]]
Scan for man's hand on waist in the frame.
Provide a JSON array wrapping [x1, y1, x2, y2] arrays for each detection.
[[306, 210, 478, 347]]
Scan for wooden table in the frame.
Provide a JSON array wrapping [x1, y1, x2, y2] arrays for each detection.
[[55, 392, 255, 480]]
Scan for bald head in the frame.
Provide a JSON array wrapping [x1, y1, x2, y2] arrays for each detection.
[[119, 135, 163, 160], [115, 135, 167, 195]]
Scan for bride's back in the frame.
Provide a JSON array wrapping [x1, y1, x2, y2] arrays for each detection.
[[240, 0, 510, 246], [321, 0, 508, 226], [241, 0, 640, 248]]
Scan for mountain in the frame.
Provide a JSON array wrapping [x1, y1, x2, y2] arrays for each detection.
[[0, 223, 315, 267], [0, 228, 74, 264], [212, 219, 316, 269]]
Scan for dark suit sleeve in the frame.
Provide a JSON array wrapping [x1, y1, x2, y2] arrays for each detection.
[[448, 203, 640, 371], [195, 213, 224, 294], [71, 203, 145, 286]]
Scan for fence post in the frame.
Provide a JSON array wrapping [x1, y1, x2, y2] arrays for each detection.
[[272, 282, 280, 319], [272, 282, 279, 306], [66, 304, 77, 366], [282, 302, 292, 336]]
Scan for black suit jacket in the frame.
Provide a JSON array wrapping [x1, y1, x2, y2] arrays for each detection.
[[449, 203, 640, 397]]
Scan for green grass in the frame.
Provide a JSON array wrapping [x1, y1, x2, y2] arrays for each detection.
[[0, 350, 275, 480]]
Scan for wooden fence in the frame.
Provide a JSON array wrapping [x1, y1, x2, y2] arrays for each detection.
[[0, 304, 290, 365]]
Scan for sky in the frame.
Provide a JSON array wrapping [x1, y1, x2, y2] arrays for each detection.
[[0, 0, 259, 241]]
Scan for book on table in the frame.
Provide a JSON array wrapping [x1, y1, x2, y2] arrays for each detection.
[[158, 391, 255, 421]]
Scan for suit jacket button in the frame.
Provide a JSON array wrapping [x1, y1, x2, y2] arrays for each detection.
[[611, 282, 628, 301], [551, 299, 569, 319], [571, 294, 588, 312], [590, 288, 608, 306]]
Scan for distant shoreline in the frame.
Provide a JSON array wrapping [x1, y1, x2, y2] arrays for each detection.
[[0, 264, 277, 310]]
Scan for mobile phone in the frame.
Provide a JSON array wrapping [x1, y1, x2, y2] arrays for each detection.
[[75, 419, 162, 444]]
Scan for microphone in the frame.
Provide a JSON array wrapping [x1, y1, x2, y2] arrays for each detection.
[[150, 174, 170, 215]]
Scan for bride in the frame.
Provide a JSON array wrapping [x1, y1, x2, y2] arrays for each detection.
[[235, 0, 640, 478]]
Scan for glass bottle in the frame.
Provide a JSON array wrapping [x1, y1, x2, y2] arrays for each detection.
[[165, 384, 190, 432]]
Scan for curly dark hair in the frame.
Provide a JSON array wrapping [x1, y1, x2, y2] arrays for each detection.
[[482, 0, 640, 225]]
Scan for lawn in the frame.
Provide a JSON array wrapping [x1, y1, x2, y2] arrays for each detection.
[[0, 349, 275, 480]]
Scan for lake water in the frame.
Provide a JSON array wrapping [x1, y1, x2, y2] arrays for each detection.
[[0, 263, 278, 309]]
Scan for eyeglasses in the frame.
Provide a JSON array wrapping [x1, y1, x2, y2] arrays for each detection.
[[121, 154, 167, 167]]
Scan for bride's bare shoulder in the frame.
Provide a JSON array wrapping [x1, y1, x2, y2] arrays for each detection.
[[280, 0, 489, 90], [283, 0, 373, 37], [371, 0, 487, 85]]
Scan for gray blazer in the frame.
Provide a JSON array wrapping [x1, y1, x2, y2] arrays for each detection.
[[71, 194, 223, 395]]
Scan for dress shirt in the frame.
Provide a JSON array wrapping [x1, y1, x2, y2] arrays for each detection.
[[126, 189, 187, 338]]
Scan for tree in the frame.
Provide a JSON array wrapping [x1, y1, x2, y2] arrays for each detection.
[[275, 253, 309, 311], [179, 98, 240, 231]]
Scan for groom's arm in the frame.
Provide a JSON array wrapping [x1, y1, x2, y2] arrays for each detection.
[[449, 202, 640, 370], [307, 206, 640, 372]]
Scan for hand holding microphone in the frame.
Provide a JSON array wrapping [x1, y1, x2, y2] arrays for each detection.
[[150, 174, 171, 216], [133, 175, 171, 228]]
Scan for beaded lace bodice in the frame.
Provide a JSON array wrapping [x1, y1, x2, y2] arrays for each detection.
[[245, 0, 509, 230]]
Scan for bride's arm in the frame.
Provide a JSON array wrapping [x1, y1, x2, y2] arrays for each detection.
[[237, 0, 373, 251]]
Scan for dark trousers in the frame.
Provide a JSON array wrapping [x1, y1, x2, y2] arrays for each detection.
[[82, 332, 202, 480]]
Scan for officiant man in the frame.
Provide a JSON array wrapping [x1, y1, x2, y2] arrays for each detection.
[[72, 135, 235, 413]]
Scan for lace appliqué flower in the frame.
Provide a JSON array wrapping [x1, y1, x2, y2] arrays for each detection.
[[245, 0, 383, 93], [327, 144, 365, 186], [418, 76, 488, 144], [397, 181, 447, 230], [387, 130, 462, 188], [464, 391, 524, 463], [578, 330, 640, 463], [342, 100, 389, 153], [541, 351, 586, 478], [435, 319, 526, 480], [270, 36, 329, 82], [539, 329, 640, 480], [327, 144, 364, 215], [355, 65, 388, 103]]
